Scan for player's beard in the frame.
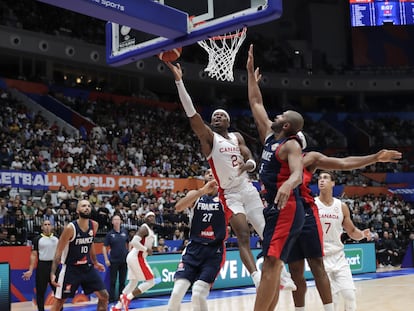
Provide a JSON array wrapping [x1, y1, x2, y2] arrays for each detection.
[[79, 211, 91, 219], [271, 120, 283, 134]]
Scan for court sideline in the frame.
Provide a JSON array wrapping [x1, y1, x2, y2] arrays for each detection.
[[12, 267, 414, 311]]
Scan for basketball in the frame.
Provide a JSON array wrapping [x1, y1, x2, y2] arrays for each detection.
[[158, 47, 182, 62]]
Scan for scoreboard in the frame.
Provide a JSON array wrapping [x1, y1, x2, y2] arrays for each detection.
[[350, 0, 414, 26]]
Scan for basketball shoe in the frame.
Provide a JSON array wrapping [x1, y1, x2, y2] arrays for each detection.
[[280, 268, 297, 291], [251, 270, 261, 289], [110, 305, 121, 311], [120, 293, 131, 311]]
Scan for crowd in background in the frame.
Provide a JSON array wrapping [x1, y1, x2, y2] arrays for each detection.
[[0, 87, 413, 268]]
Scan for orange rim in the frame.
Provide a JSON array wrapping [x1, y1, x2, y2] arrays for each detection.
[[210, 27, 247, 41]]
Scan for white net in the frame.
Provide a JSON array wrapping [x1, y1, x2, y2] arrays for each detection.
[[197, 27, 247, 82]]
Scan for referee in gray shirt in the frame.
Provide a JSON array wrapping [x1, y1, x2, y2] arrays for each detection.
[[22, 220, 59, 311]]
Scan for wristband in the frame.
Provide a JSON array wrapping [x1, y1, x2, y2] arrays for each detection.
[[246, 159, 256, 172]]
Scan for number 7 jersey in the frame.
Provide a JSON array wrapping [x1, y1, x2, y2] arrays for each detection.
[[315, 197, 344, 256]]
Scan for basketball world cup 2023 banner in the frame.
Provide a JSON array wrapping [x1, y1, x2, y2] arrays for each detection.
[[0, 170, 204, 192]]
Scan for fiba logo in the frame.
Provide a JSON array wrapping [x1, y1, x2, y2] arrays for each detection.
[[120, 26, 131, 40]]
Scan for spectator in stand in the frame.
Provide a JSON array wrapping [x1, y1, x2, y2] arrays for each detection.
[[11, 155, 24, 170], [0, 198, 8, 226], [43, 207, 56, 227], [8, 209, 27, 245], [2, 234, 23, 246], [118, 186, 129, 200], [70, 185, 84, 202], [96, 201, 110, 230], [0, 146, 13, 168], [57, 185, 71, 206], [109, 190, 121, 207], [121, 194, 132, 209], [86, 182, 96, 196], [22, 199, 36, 220], [157, 237, 169, 253], [383, 231, 400, 266], [172, 229, 184, 241], [89, 190, 101, 207], [113, 203, 128, 221]]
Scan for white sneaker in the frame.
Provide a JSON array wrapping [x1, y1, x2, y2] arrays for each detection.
[[280, 272, 297, 291], [252, 270, 261, 288]]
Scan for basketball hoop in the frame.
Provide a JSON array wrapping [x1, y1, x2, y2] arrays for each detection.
[[197, 27, 247, 82]]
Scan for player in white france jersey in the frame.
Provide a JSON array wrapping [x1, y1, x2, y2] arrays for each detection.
[[316, 171, 371, 311]]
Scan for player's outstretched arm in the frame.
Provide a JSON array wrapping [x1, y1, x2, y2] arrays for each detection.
[[165, 61, 214, 155], [246, 44, 273, 144], [175, 180, 218, 212], [305, 149, 402, 173], [376, 149, 402, 162], [342, 202, 371, 241]]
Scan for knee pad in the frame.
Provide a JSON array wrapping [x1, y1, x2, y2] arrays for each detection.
[[138, 278, 155, 293], [341, 289, 356, 311], [168, 279, 191, 311], [191, 280, 210, 311]]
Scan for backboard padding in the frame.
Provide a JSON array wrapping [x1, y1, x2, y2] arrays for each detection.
[[106, 0, 282, 66]]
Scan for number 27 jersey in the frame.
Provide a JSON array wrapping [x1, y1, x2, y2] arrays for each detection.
[[189, 194, 226, 245]]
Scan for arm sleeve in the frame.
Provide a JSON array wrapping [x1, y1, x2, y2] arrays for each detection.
[[175, 80, 196, 117]]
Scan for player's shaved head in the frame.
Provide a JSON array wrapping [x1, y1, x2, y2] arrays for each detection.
[[285, 110, 304, 133]]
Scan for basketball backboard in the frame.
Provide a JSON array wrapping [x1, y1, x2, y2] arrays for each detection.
[[106, 0, 283, 66]]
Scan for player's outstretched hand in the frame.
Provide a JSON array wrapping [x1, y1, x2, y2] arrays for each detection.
[[362, 229, 372, 241], [246, 44, 262, 83], [165, 61, 183, 81], [377, 149, 402, 163], [202, 180, 218, 194]]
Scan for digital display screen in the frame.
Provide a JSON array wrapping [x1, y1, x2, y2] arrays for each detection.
[[0, 262, 10, 311], [350, 0, 414, 27]]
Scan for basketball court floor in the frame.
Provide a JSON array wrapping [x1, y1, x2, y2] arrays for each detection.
[[12, 267, 414, 311]]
